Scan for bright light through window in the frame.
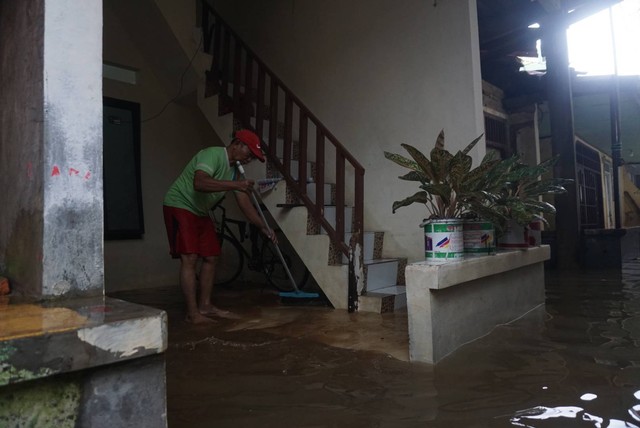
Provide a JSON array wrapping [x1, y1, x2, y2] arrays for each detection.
[[567, 0, 640, 76]]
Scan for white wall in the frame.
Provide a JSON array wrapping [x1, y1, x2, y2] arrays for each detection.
[[213, 0, 485, 261], [103, 3, 224, 292]]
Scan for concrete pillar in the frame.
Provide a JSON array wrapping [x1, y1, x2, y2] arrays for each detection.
[[543, 10, 581, 269], [0, 0, 104, 298], [0, 2, 168, 426]]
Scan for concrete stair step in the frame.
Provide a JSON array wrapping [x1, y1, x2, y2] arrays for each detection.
[[285, 182, 335, 206], [341, 231, 383, 264], [364, 258, 399, 292], [359, 286, 407, 313], [266, 159, 315, 183], [321, 206, 353, 235]]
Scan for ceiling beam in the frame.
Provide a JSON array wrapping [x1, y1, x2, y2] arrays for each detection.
[[536, 0, 562, 13]]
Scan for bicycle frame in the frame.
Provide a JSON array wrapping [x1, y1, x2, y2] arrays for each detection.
[[209, 199, 311, 291], [211, 203, 260, 261]]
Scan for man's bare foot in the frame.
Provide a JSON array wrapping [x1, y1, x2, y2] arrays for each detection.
[[185, 313, 217, 324], [199, 305, 241, 319]]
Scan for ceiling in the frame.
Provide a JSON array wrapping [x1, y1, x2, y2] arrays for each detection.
[[475, 0, 640, 160], [476, 0, 624, 94]]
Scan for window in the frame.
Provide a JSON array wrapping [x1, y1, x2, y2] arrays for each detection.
[[103, 97, 144, 239], [484, 115, 509, 158]]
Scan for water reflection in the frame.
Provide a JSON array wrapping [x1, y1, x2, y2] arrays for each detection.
[[502, 263, 640, 428], [427, 262, 640, 427], [511, 405, 639, 427], [630, 405, 640, 422]]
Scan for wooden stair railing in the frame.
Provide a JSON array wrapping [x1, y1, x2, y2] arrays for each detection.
[[201, 1, 364, 311]]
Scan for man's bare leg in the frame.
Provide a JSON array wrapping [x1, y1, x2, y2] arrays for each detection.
[[198, 256, 239, 318], [180, 254, 214, 324]]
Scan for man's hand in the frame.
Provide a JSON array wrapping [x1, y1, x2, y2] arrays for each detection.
[[262, 226, 278, 244], [236, 179, 255, 193]]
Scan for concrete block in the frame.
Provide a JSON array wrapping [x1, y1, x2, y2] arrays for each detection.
[[405, 246, 549, 364]]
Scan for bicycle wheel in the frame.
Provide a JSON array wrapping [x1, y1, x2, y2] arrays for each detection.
[[261, 231, 310, 292], [214, 233, 244, 287]]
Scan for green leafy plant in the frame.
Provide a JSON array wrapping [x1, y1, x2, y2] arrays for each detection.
[[384, 130, 497, 219], [488, 155, 572, 227], [384, 130, 572, 230]]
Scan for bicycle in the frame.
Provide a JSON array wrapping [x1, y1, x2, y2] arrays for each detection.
[[209, 200, 310, 292]]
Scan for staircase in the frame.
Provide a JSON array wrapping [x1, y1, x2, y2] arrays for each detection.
[[196, 1, 406, 312]]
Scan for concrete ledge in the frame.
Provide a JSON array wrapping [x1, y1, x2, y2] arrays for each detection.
[[0, 296, 167, 386], [405, 246, 549, 364]]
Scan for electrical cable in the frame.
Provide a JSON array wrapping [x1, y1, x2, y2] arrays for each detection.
[[142, 34, 204, 123]]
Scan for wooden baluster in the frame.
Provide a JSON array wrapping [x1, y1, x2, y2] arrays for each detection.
[[220, 28, 230, 115], [269, 79, 278, 159], [336, 149, 346, 242], [298, 111, 308, 197], [211, 17, 221, 73], [315, 128, 325, 218], [244, 55, 253, 128], [202, 5, 210, 51], [354, 167, 364, 253], [256, 68, 265, 145], [232, 41, 242, 121], [284, 94, 293, 177]]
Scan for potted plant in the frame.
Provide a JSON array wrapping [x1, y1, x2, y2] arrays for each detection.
[[384, 130, 572, 259], [486, 155, 572, 248], [384, 130, 498, 263]]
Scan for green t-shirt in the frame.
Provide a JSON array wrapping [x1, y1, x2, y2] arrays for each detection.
[[163, 147, 235, 216]]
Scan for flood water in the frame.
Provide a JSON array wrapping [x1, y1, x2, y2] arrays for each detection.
[[111, 263, 640, 427]]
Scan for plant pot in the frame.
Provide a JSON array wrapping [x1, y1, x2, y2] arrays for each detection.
[[463, 220, 495, 255], [423, 219, 464, 264], [497, 219, 544, 249], [528, 220, 542, 246]]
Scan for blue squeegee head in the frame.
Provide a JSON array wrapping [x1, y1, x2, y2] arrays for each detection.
[[279, 291, 320, 298]]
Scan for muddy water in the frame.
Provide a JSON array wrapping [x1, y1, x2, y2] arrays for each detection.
[[111, 264, 640, 427]]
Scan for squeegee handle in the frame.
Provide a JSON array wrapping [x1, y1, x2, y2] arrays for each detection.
[[236, 163, 300, 293]]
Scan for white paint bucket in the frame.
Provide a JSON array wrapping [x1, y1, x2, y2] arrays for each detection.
[[497, 219, 529, 248], [423, 219, 464, 264], [528, 220, 542, 246], [463, 220, 495, 255]]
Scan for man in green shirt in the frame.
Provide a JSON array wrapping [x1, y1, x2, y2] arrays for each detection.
[[163, 130, 275, 324]]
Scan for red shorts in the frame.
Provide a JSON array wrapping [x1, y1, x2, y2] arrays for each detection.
[[163, 206, 221, 258]]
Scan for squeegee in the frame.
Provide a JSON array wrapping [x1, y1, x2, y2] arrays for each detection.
[[236, 162, 320, 299]]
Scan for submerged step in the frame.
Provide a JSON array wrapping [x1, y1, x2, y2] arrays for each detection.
[[359, 285, 407, 313], [365, 258, 399, 292]]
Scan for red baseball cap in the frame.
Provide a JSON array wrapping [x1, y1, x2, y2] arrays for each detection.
[[235, 129, 265, 162]]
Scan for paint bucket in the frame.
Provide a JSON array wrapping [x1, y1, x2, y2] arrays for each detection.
[[528, 220, 542, 246], [423, 219, 464, 264], [497, 219, 529, 249], [463, 220, 495, 255]]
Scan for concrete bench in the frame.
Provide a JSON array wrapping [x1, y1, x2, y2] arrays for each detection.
[[405, 246, 550, 364], [0, 296, 167, 426]]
